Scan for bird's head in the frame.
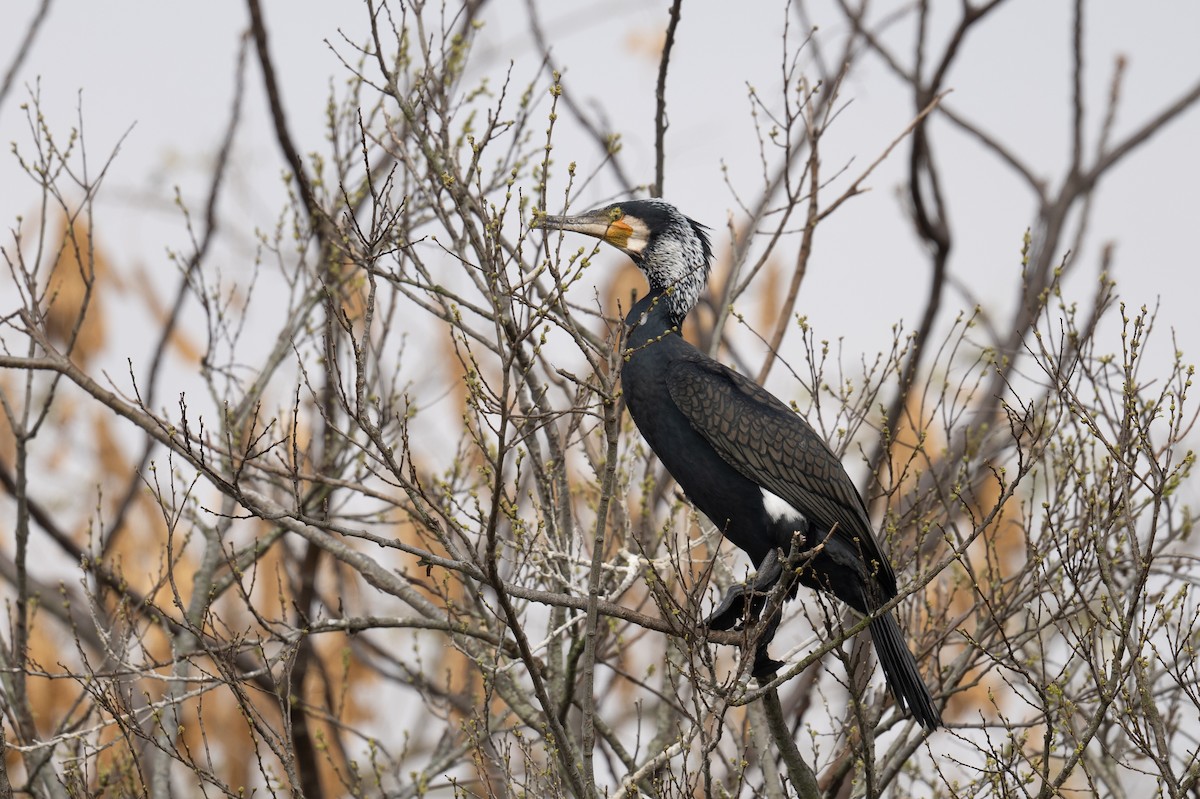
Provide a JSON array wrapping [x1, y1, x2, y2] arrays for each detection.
[[541, 198, 713, 321]]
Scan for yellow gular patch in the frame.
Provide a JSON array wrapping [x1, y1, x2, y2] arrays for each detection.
[[604, 218, 634, 249], [605, 217, 651, 254]]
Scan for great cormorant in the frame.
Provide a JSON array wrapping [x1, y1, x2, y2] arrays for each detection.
[[542, 198, 942, 730]]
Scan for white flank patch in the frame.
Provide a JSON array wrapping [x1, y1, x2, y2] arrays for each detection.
[[761, 487, 805, 526]]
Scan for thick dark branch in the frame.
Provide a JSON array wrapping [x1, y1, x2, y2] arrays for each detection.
[[1083, 74, 1200, 191], [245, 0, 320, 221], [0, 0, 53, 117], [1069, 0, 1085, 177], [653, 0, 684, 199], [862, 2, 1008, 498], [937, 103, 1043, 196], [762, 687, 819, 798]]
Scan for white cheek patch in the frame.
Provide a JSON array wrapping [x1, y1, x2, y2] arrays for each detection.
[[623, 218, 652, 255], [761, 487, 806, 527]]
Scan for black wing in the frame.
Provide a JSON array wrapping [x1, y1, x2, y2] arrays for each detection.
[[665, 354, 896, 594]]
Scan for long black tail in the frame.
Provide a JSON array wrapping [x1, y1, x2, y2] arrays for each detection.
[[869, 612, 942, 730]]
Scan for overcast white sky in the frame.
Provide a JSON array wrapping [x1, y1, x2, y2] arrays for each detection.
[[2, 0, 1198, 402]]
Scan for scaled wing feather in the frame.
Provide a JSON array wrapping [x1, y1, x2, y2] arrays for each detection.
[[665, 356, 896, 593]]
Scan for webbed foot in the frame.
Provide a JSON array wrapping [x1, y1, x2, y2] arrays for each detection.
[[752, 653, 784, 680], [705, 583, 750, 631], [703, 548, 785, 631]]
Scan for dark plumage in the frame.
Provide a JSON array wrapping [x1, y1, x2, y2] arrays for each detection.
[[542, 198, 942, 730]]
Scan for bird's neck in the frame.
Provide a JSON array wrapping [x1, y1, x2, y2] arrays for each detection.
[[623, 287, 686, 351]]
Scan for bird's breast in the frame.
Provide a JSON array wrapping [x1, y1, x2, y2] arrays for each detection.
[[620, 340, 780, 565]]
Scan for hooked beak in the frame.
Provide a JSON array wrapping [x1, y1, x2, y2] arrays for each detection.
[[538, 208, 648, 256], [540, 208, 617, 238]]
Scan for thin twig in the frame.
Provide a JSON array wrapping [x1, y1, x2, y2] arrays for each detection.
[[101, 34, 249, 557]]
